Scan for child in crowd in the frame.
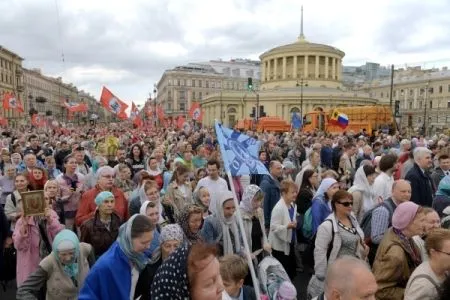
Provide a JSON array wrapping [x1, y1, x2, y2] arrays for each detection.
[[219, 254, 256, 300]]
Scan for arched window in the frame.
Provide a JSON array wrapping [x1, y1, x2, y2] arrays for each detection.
[[227, 107, 237, 114], [290, 107, 300, 113]]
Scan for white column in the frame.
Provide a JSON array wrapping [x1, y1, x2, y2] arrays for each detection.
[[325, 57, 329, 79], [332, 58, 336, 80], [304, 55, 309, 78], [282, 57, 287, 79], [293, 56, 297, 79], [266, 61, 271, 81], [274, 58, 278, 79], [315, 55, 319, 79]]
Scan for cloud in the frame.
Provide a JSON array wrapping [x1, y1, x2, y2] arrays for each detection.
[[0, 0, 449, 106]]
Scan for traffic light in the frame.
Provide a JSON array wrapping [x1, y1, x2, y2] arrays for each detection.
[[394, 100, 400, 117], [247, 77, 253, 91], [259, 106, 266, 117]]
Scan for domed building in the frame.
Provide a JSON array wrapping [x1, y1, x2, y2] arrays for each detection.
[[201, 9, 379, 127]]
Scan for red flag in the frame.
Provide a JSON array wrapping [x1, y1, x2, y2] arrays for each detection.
[[130, 102, 143, 127], [0, 116, 8, 126], [188, 102, 202, 121], [100, 86, 128, 117], [145, 103, 153, 117], [156, 105, 165, 120], [31, 114, 46, 127], [177, 116, 186, 129], [2, 92, 24, 113]]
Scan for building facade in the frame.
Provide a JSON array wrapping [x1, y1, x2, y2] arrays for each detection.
[[201, 33, 379, 127], [0, 46, 24, 127], [155, 60, 261, 117], [366, 67, 450, 135]]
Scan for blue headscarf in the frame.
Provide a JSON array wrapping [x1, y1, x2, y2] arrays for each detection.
[[117, 214, 150, 271], [52, 229, 80, 280], [314, 178, 337, 198], [95, 191, 114, 206], [436, 175, 450, 197]]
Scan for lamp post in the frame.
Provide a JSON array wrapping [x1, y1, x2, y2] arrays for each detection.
[[296, 78, 308, 125]]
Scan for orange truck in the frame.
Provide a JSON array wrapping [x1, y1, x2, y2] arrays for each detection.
[[235, 117, 291, 132], [302, 105, 394, 134]]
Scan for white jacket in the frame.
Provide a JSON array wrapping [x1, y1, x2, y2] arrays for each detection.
[[268, 198, 296, 255]]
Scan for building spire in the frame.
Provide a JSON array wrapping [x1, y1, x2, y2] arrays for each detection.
[[298, 5, 306, 41]]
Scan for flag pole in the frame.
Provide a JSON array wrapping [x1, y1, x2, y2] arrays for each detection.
[[226, 170, 262, 299]]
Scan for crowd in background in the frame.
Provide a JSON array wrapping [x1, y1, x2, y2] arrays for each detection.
[[0, 122, 449, 299]]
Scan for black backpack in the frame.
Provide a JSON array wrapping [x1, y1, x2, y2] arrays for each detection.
[[302, 219, 335, 270], [0, 244, 17, 290], [360, 198, 396, 241]]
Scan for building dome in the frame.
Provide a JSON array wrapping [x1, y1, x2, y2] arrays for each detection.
[[259, 35, 345, 90]]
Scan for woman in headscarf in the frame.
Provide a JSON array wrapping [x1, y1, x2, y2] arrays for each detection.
[[201, 190, 242, 256], [129, 180, 165, 222], [80, 191, 122, 258], [151, 242, 225, 300], [240, 185, 271, 262], [84, 156, 108, 189], [177, 204, 204, 245], [433, 175, 450, 217], [147, 224, 184, 286], [310, 178, 340, 236], [16, 230, 95, 300], [348, 164, 378, 222], [146, 156, 164, 190], [13, 194, 65, 286], [140, 200, 161, 258], [193, 186, 211, 218], [79, 214, 154, 300], [372, 202, 426, 299]]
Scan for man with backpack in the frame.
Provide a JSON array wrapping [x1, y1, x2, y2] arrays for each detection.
[[361, 179, 411, 265]]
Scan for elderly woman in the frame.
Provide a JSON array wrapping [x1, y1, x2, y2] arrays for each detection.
[[307, 190, 368, 298], [16, 230, 95, 300], [56, 154, 86, 229], [373, 202, 426, 299], [80, 191, 122, 258], [177, 204, 204, 245], [79, 215, 154, 300], [201, 190, 241, 256], [84, 156, 108, 189], [348, 164, 378, 222], [151, 243, 225, 300], [193, 186, 211, 218], [129, 180, 166, 222], [240, 185, 271, 261], [310, 178, 340, 236], [13, 194, 64, 286], [147, 224, 184, 286], [412, 207, 441, 261], [75, 166, 128, 227]]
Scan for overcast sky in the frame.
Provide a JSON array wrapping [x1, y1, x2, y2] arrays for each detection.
[[1, 0, 450, 106]]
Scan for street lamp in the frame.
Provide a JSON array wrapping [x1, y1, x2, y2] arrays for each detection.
[[296, 78, 308, 124]]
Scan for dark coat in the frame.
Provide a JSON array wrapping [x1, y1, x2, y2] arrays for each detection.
[[260, 175, 281, 229], [405, 163, 435, 207], [80, 211, 122, 257], [430, 167, 446, 189], [243, 285, 257, 300]]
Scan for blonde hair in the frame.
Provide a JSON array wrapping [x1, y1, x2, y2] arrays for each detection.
[[219, 254, 248, 282]]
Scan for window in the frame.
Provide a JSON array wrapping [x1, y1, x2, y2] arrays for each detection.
[[447, 101, 450, 108], [430, 101, 433, 109], [177, 79, 180, 86], [409, 89, 414, 96], [205, 80, 209, 88], [409, 102, 413, 109], [429, 87, 434, 94], [192, 91, 195, 99], [393, 90, 397, 97], [181, 79, 185, 86], [381, 92, 384, 98], [192, 80, 195, 87], [199, 80, 202, 87], [211, 81, 215, 88], [439, 86, 443, 93], [168, 80, 172, 86], [179, 103, 185, 111], [448, 84, 450, 92], [419, 101, 422, 109], [187, 79, 191, 87]]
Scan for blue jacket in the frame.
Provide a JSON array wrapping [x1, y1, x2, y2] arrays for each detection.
[[79, 242, 133, 300], [260, 175, 281, 229], [320, 146, 333, 169], [311, 196, 332, 236]]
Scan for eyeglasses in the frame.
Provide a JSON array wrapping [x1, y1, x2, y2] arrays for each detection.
[[434, 249, 450, 256], [337, 201, 353, 207]]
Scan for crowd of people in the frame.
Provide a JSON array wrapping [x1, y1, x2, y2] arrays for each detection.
[[0, 122, 449, 300]]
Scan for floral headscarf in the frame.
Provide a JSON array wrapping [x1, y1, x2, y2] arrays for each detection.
[[177, 204, 203, 244], [240, 185, 262, 216]]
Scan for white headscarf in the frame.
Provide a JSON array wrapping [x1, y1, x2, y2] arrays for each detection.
[[216, 190, 241, 255], [349, 164, 376, 212]]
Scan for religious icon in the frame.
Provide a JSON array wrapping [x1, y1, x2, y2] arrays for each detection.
[[21, 190, 45, 217]]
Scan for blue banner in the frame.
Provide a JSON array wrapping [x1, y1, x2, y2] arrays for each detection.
[[215, 121, 269, 176], [291, 112, 302, 129]]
